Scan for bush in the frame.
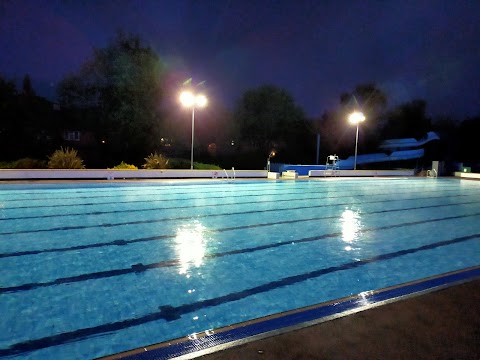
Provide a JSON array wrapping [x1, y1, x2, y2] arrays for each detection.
[[167, 158, 191, 169], [167, 158, 222, 170], [48, 147, 85, 169], [109, 161, 138, 170], [14, 158, 47, 169], [0, 161, 14, 169], [193, 162, 222, 170], [143, 152, 170, 169], [0, 159, 46, 169]]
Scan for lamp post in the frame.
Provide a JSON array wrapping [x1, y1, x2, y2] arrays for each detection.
[[267, 149, 276, 172], [348, 111, 365, 171], [179, 91, 207, 169]]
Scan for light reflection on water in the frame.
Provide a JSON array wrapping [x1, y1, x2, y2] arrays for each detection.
[[341, 209, 362, 251], [174, 220, 208, 275]]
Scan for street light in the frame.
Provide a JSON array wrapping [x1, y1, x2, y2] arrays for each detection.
[[179, 91, 208, 169], [267, 149, 276, 172], [348, 111, 366, 171]]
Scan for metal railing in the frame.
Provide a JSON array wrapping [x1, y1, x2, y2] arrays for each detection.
[[427, 169, 438, 178]]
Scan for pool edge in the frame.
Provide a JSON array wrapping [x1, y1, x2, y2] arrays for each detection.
[[99, 265, 480, 360]]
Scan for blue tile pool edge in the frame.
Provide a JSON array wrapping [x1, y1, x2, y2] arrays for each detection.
[[100, 265, 480, 360]]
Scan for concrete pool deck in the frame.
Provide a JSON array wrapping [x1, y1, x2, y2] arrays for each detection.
[[199, 278, 480, 360]]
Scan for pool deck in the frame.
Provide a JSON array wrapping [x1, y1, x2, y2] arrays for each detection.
[[199, 278, 480, 360]]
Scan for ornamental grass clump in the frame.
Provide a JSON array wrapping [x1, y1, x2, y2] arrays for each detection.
[[143, 152, 170, 169], [110, 161, 138, 170], [47, 147, 85, 169]]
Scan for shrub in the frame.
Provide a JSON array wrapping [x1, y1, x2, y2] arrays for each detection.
[[167, 158, 222, 170], [109, 161, 138, 170], [167, 158, 191, 169], [14, 158, 47, 169], [48, 147, 85, 169], [193, 162, 222, 170], [143, 152, 170, 169], [0, 161, 15, 169], [0, 159, 46, 169]]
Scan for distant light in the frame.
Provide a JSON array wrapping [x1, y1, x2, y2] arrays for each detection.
[[231, 140, 235, 146], [179, 91, 208, 108], [196, 94, 207, 107], [348, 111, 366, 124], [179, 91, 195, 107]]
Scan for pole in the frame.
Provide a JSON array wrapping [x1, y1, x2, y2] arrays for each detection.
[[190, 107, 195, 170], [316, 133, 320, 165], [354, 124, 359, 170]]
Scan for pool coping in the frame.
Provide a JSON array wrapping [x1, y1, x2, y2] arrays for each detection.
[[99, 265, 480, 360]]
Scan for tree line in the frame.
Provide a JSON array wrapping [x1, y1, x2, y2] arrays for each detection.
[[0, 32, 478, 170]]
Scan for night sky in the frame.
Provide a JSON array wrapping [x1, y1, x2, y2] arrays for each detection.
[[1, 0, 479, 119]]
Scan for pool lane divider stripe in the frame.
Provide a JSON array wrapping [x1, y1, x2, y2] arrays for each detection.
[[1, 238, 479, 357], [0, 181, 396, 204], [0, 178, 453, 202], [105, 266, 480, 360], [1, 187, 475, 222], [1, 198, 478, 259], [1, 183, 463, 213], [2, 208, 480, 292], [1, 191, 476, 236], [2, 217, 480, 294]]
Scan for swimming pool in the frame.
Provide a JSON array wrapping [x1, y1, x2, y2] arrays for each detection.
[[1, 178, 479, 359]]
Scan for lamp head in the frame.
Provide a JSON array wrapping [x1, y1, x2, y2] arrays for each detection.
[[348, 111, 366, 125], [196, 94, 207, 107], [179, 91, 195, 107], [179, 91, 208, 108]]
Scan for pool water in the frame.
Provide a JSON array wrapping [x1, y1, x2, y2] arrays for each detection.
[[0, 178, 479, 359]]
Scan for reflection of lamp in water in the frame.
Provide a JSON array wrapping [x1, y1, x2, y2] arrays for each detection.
[[267, 149, 276, 172], [341, 209, 361, 249], [174, 221, 207, 274]]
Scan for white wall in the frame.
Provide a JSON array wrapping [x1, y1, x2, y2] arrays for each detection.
[[454, 172, 480, 180], [0, 169, 267, 180], [309, 169, 415, 177]]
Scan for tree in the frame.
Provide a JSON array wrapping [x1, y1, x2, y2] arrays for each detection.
[[381, 99, 431, 140], [319, 83, 388, 158], [57, 32, 165, 165], [340, 83, 387, 129], [0, 75, 57, 161], [22, 74, 35, 97], [456, 116, 480, 163], [234, 85, 310, 163], [431, 116, 458, 166], [0, 76, 18, 159]]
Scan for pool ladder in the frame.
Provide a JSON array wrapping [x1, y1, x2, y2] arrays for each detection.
[[223, 167, 236, 181], [427, 169, 437, 178]]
